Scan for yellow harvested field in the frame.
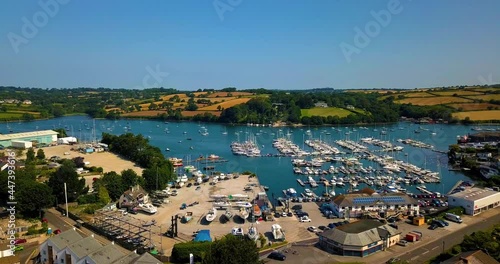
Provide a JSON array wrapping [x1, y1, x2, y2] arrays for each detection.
[[464, 94, 500, 101], [396, 96, 472, 105], [198, 98, 252, 110], [403, 92, 435, 97], [205, 92, 253, 98], [448, 103, 499, 111], [430, 91, 484, 96], [121, 110, 166, 117], [452, 110, 500, 121], [181, 110, 221, 117]]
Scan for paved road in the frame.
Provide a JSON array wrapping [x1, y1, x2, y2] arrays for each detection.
[[399, 212, 500, 263]]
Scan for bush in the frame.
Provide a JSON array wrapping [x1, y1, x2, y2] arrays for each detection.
[[171, 241, 211, 263], [77, 194, 98, 205], [82, 203, 103, 214]]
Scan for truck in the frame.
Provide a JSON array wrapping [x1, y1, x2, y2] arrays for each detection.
[[445, 213, 462, 223]]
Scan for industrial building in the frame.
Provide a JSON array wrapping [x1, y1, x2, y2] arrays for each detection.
[[318, 220, 401, 257], [38, 229, 161, 264], [331, 189, 419, 218], [0, 130, 58, 148], [447, 187, 500, 216]]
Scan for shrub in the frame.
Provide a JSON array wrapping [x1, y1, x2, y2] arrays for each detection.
[[171, 241, 211, 263]]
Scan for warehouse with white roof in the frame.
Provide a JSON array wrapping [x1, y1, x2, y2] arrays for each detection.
[[0, 130, 58, 148], [447, 187, 500, 216]]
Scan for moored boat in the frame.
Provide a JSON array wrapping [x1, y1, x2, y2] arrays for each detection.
[[247, 226, 258, 241], [252, 204, 262, 217], [205, 208, 217, 222], [239, 208, 249, 221]]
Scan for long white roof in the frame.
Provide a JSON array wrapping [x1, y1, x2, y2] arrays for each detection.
[[0, 130, 58, 140]]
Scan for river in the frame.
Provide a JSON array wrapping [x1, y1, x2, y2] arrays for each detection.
[[3, 116, 491, 198]]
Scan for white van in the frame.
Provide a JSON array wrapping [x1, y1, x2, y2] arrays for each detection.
[[445, 213, 462, 223]]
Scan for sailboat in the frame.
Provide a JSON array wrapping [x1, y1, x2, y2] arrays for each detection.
[[222, 127, 228, 135]]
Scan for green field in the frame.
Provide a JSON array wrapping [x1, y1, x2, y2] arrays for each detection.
[[301, 107, 354, 117], [0, 112, 24, 119]]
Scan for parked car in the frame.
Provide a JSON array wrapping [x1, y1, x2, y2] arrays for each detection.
[[307, 226, 318, 232], [428, 224, 438, 230], [14, 239, 27, 245], [389, 223, 398, 229], [300, 216, 312, 222], [268, 251, 286, 261], [14, 245, 24, 251], [318, 226, 327, 231], [397, 240, 408, 247]]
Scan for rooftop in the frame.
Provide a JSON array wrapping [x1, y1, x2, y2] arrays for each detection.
[[337, 220, 384, 233], [449, 187, 500, 201], [66, 236, 103, 258], [333, 191, 416, 207], [441, 250, 500, 264], [47, 229, 83, 250], [320, 220, 400, 247], [87, 243, 125, 264], [0, 130, 58, 141]]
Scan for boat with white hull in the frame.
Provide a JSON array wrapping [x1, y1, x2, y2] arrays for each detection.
[[247, 226, 258, 241], [272, 224, 285, 241], [234, 201, 252, 208], [205, 208, 217, 222], [239, 208, 249, 221], [139, 203, 157, 214]]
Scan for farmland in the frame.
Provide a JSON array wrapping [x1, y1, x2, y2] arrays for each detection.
[[429, 91, 484, 96], [396, 96, 472, 105], [452, 110, 500, 121], [448, 103, 499, 111], [119, 91, 258, 118], [405, 92, 434, 97], [463, 94, 500, 101], [301, 107, 354, 118]]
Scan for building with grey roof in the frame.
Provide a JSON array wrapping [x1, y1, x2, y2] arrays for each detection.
[[448, 187, 500, 215], [318, 220, 401, 257], [331, 189, 419, 218], [38, 228, 160, 264]]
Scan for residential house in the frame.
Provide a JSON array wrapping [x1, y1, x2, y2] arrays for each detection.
[[441, 250, 500, 264], [346, 105, 355, 110], [119, 185, 149, 208], [22, 100, 32, 105], [315, 101, 328, 108]]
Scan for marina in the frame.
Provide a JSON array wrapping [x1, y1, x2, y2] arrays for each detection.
[[0, 116, 479, 200]]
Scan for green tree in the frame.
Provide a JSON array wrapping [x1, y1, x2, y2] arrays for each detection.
[[98, 185, 111, 204], [202, 234, 259, 264], [36, 149, 46, 160], [53, 128, 68, 138], [16, 181, 54, 218], [142, 162, 174, 191], [100, 171, 124, 201], [47, 160, 87, 203], [121, 169, 139, 189], [26, 148, 35, 163]]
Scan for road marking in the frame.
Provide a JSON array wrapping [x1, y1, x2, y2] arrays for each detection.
[[411, 256, 419, 261], [432, 246, 439, 250], [422, 250, 429, 255], [25, 249, 37, 264]]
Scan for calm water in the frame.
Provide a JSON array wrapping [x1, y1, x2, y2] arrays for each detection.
[[3, 116, 491, 198]]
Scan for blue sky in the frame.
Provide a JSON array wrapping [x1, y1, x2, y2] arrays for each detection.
[[1, 0, 499, 90]]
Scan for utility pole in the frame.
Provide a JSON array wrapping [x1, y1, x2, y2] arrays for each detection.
[[64, 183, 69, 217]]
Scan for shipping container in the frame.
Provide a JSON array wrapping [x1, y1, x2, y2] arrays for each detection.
[[11, 140, 32, 149], [408, 232, 421, 241], [405, 233, 418, 242]]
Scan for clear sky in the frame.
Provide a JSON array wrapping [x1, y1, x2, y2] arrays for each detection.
[[1, 0, 499, 90]]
